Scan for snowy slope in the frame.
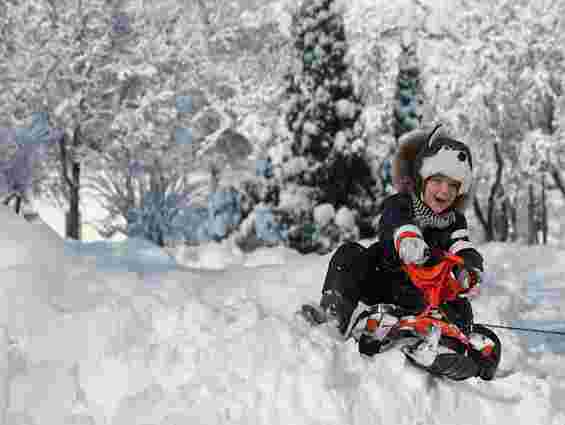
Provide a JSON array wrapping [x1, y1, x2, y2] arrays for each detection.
[[0, 205, 564, 425]]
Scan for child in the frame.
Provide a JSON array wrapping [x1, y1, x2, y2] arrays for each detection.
[[315, 125, 483, 337]]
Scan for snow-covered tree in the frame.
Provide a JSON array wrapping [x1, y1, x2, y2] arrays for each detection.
[[373, 36, 426, 195], [84, 144, 199, 244], [126, 187, 190, 248], [0, 113, 64, 216], [338, 0, 565, 243], [276, 0, 378, 253], [233, 172, 287, 251], [1, 0, 141, 238], [1, 0, 274, 241], [445, 0, 565, 242], [394, 39, 424, 142]]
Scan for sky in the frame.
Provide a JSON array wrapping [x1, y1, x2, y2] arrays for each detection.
[[1, 204, 565, 425]]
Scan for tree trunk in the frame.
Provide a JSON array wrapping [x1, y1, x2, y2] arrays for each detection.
[[473, 195, 492, 242], [209, 163, 220, 194], [487, 142, 504, 241], [505, 198, 518, 242], [542, 174, 548, 245], [528, 183, 538, 246], [550, 166, 565, 199], [67, 162, 81, 240], [14, 196, 22, 215], [68, 126, 82, 239], [474, 142, 505, 242], [66, 210, 80, 240], [59, 127, 82, 240], [496, 199, 509, 242]]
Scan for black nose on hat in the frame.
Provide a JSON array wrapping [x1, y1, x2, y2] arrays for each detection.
[[458, 152, 467, 162]]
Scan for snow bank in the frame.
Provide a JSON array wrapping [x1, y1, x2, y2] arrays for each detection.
[[0, 205, 66, 270], [1, 209, 564, 424]]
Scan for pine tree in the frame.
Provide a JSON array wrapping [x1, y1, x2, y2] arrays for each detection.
[[278, 0, 377, 253], [379, 39, 424, 194], [394, 41, 424, 142]]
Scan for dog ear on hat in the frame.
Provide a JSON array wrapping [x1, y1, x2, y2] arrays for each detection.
[[426, 123, 444, 150]]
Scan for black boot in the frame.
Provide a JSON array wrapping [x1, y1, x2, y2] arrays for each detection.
[[319, 242, 367, 335], [319, 290, 356, 335]]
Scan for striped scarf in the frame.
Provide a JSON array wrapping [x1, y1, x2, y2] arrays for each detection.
[[410, 192, 456, 230]]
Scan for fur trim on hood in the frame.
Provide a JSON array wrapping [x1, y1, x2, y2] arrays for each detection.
[[391, 126, 475, 212]]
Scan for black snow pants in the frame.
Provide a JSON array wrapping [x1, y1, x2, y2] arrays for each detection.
[[320, 241, 473, 335], [320, 242, 426, 327]]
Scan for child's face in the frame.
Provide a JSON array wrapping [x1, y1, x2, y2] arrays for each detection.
[[423, 174, 461, 214]]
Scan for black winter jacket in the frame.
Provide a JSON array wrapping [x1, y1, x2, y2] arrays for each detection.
[[375, 192, 484, 274]]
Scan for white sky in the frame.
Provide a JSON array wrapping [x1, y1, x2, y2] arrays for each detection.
[[1, 204, 564, 425]]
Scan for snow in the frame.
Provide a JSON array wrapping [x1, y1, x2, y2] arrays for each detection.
[[351, 138, 365, 153], [278, 185, 313, 212], [335, 206, 356, 230], [335, 130, 347, 151], [303, 121, 319, 136], [313, 203, 335, 228], [1, 204, 565, 425], [238, 114, 273, 147], [335, 98, 355, 119]]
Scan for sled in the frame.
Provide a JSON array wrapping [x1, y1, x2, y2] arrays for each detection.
[[347, 254, 501, 381], [300, 253, 501, 381]]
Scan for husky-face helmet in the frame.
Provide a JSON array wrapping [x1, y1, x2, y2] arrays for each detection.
[[414, 124, 473, 197]]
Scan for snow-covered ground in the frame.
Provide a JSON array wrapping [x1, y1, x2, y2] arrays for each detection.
[[1, 204, 565, 425]]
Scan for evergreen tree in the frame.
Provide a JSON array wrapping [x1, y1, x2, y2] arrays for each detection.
[[380, 39, 424, 194], [278, 0, 377, 253], [394, 41, 424, 142]]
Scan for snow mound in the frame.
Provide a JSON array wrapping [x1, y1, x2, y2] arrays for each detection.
[[2, 212, 565, 424], [0, 205, 67, 270]]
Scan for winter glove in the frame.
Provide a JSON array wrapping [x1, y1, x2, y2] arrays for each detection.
[[457, 268, 482, 299], [398, 237, 430, 265]]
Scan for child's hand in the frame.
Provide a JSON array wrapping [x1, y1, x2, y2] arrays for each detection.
[[458, 268, 482, 298], [398, 237, 430, 265]]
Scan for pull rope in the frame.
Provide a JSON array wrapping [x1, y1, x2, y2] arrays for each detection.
[[476, 323, 565, 337]]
